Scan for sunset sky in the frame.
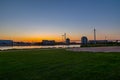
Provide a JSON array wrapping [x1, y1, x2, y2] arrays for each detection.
[[0, 0, 120, 42]]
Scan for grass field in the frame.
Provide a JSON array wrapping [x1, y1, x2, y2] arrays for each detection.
[[0, 49, 120, 80]]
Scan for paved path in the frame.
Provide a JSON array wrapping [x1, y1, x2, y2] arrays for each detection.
[[67, 46, 120, 52]]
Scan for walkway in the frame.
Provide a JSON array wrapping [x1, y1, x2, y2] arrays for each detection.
[[67, 46, 120, 52]]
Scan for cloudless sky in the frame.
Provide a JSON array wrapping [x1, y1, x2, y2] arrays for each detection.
[[0, 0, 120, 42]]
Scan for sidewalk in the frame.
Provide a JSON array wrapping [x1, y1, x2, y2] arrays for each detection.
[[67, 46, 120, 52]]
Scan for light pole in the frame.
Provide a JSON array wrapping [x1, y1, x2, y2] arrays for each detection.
[[94, 28, 96, 44]]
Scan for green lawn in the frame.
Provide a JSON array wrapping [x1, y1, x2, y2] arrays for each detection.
[[0, 49, 120, 80]]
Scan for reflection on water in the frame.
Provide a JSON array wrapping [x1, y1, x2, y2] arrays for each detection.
[[0, 45, 80, 50]]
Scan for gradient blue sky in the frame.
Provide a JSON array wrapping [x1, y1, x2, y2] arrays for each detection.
[[0, 0, 120, 42]]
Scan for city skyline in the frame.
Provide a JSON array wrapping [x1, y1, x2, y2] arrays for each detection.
[[0, 0, 120, 42]]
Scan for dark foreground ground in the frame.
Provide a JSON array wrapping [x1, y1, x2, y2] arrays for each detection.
[[0, 49, 120, 80]]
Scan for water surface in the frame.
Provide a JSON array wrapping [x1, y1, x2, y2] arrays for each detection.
[[0, 45, 80, 50]]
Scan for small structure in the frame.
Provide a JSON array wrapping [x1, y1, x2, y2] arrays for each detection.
[[66, 38, 70, 45], [81, 36, 88, 46], [0, 40, 13, 46], [42, 40, 55, 45]]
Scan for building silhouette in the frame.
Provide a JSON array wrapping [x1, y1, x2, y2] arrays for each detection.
[[42, 40, 55, 45], [0, 40, 13, 46], [66, 38, 70, 45], [81, 36, 88, 45]]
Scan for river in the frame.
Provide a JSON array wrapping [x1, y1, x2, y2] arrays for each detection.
[[0, 45, 80, 50]]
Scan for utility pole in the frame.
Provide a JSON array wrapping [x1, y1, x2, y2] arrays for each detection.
[[105, 36, 107, 41], [61, 33, 67, 44], [94, 28, 96, 44], [105, 36, 107, 45], [61, 35, 64, 43], [64, 33, 66, 42]]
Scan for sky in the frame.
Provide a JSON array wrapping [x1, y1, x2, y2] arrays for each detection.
[[0, 0, 120, 42]]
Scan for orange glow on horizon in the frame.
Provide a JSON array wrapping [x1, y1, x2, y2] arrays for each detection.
[[0, 36, 62, 42], [0, 33, 119, 42], [0, 36, 80, 42]]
